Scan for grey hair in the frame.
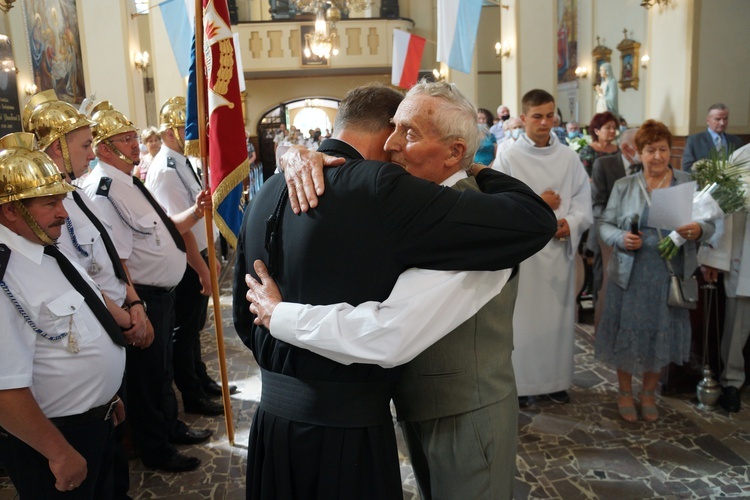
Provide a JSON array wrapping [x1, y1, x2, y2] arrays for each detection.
[[707, 103, 728, 114], [406, 80, 481, 169], [619, 127, 637, 147]]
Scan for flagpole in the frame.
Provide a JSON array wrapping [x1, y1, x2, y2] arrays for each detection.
[[194, 0, 236, 446]]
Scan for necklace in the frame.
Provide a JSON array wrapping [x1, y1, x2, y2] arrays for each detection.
[[646, 170, 670, 191]]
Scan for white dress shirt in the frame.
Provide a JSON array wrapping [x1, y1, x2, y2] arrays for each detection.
[[268, 169, 512, 367], [81, 161, 187, 288], [145, 145, 218, 252], [0, 225, 125, 418], [58, 190, 127, 305]]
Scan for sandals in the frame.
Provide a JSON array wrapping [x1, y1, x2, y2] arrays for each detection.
[[617, 390, 638, 422], [639, 389, 659, 422]]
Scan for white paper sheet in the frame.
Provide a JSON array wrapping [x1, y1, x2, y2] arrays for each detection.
[[648, 181, 696, 229]]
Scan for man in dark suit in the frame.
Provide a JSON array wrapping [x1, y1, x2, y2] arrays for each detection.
[[682, 103, 744, 172], [233, 83, 556, 499], [591, 128, 641, 327]]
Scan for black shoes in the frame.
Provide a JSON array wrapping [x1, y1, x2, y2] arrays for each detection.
[[203, 380, 238, 396], [146, 452, 201, 472], [719, 386, 741, 413], [547, 391, 571, 404], [169, 428, 213, 445], [183, 397, 224, 416], [518, 396, 529, 408]]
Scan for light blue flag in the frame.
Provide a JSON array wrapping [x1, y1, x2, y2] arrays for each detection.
[[437, 0, 483, 74], [159, 0, 194, 78]]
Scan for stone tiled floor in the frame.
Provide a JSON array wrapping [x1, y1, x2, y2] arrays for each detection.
[[2, 272, 749, 499]]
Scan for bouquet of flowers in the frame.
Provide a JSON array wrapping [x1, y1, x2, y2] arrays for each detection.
[[658, 150, 749, 259], [568, 135, 591, 153]]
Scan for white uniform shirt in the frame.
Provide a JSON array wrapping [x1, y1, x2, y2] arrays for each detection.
[[0, 225, 125, 418], [58, 190, 127, 305], [80, 161, 186, 288], [145, 146, 217, 252], [268, 170, 512, 367]]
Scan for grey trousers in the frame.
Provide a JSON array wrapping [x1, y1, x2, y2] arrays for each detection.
[[400, 394, 518, 500], [721, 296, 750, 388]]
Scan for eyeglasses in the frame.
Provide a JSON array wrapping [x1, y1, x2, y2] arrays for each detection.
[[110, 135, 139, 145]]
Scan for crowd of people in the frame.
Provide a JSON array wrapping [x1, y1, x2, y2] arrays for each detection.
[[0, 79, 746, 500]]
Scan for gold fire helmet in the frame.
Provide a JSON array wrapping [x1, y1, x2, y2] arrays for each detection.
[[0, 132, 75, 205], [22, 90, 93, 152], [90, 101, 138, 147], [158, 96, 187, 133]]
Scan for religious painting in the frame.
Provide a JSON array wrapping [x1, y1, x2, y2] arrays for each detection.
[[617, 31, 640, 91], [0, 31, 22, 134], [591, 37, 612, 88], [556, 0, 578, 84], [300, 25, 331, 68], [22, 0, 86, 104]]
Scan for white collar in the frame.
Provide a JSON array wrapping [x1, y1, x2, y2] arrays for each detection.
[[441, 170, 469, 187], [97, 160, 134, 185], [0, 223, 45, 266]]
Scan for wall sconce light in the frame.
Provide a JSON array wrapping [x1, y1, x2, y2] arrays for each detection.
[[24, 83, 37, 96], [494, 42, 510, 59], [0, 0, 17, 13], [134, 51, 150, 71], [574, 66, 588, 79], [432, 68, 446, 82], [641, 55, 650, 69]]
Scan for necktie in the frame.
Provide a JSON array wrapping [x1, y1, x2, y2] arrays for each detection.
[[71, 190, 129, 284], [715, 134, 723, 153], [131, 177, 186, 252], [185, 157, 202, 185], [44, 245, 127, 348]]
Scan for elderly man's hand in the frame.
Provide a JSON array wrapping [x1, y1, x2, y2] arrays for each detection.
[[279, 145, 345, 214], [701, 265, 719, 283], [245, 260, 283, 329]]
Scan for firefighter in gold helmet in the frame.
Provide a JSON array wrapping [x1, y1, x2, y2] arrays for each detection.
[[23, 91, 150, 350], [0, 132, 127, 498], [145, 96, 229, 417], [22, 90, 94, 181], [80, 101, 213, 473]]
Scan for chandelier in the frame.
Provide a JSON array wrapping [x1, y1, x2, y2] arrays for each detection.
[[640, 0, 668, 8], [292, 0, 371, 18], [295, 1, 371, 59], [304, 7, 339, 59]]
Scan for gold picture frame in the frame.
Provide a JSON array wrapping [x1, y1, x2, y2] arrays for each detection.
[[616, 29, 640, 91], [591, 36, 612, 88]]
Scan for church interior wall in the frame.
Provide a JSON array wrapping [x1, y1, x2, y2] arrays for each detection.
[[691, 0, 750, 135]]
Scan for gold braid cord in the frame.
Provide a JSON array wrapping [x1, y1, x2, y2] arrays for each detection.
[[103, 139, 135, 166], [214, 39, 234, 97], [59, 136, 75, 179], [211, 157, 249, 249], [15, 201, 55, 245]]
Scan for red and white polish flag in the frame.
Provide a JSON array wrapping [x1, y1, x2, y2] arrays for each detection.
[[391, 29, 426, 89]]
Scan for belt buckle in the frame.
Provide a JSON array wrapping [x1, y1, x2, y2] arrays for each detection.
[[104, 398, 119, 421]]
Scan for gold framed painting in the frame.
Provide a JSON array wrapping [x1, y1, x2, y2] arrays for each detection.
[[591, 36, 612, 88], [617, 32, 640, 91]]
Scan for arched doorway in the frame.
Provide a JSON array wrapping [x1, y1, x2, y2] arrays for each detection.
[[255, 97, 339, 181]]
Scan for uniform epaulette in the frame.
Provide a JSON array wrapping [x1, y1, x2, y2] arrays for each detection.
[[166, 157, 176, 169], [96, 177, 113, 197], [0, 244, 10, 281]]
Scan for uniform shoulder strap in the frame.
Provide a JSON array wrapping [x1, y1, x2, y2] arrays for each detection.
[[96, 177, 113, 197]]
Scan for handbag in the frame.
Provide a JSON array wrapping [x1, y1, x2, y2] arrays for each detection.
[[667, 272, 699, 309]]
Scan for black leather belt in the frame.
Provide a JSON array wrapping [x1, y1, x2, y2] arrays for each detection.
[[259, 369, 394, 428], [49, 397, 120, 428], [134, 283, 176, 294]]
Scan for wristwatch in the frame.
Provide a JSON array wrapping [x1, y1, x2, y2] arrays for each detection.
[[129, 300, 147, 312]]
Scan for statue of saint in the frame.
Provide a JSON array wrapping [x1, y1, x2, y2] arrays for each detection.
[[595, 62, 619, 119]]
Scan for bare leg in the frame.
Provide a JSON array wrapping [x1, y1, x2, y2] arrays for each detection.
[[640, 372, 660, 422], [616, 369, 637, 422]]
